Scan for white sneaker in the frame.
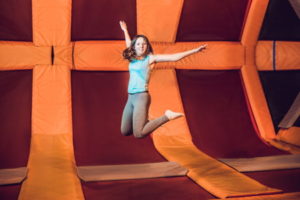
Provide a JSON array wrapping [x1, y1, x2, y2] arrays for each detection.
[[165, 110, 184, 120]]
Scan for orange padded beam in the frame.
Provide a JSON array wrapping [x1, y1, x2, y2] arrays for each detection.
[[19, 133, 84, 200], [241, 0, 276, 140], [74, 41, 244, 70], [255, 41, 273, 70], [19, 65, 84, 200], [54, 44, 73, 66], [241, 0, 269, 47], [256, 41, 300, 70], [31, 65, 72, 135], [18, 0, 84, 199], [32, 0, 71, 46], [0, 42, 51, 70], [150, 69, 280, 198], [137, 0, 184, 42], [74, 41, 128, 71]]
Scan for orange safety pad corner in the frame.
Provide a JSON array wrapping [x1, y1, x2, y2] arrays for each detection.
[[137, 0, 184, 43], [256, 41, 300, 71], [277, 127, 300, 148], [149, 69, 280, 198], [18, 134, 84, 200], [0, 42, 51, 70], [32, 0, 71, 46], [32, 65, 72, 135], [74, 41, 244, 70]]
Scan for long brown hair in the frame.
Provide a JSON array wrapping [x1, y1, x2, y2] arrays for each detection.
[[122, 35, 153, 61]]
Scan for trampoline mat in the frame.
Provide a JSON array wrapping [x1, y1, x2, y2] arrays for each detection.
[[81, 176, 214, 200], [176, 69, 286, 158], [246, 168, 300, 193]]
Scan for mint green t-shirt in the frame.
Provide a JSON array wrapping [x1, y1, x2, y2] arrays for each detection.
[[128, 55, 151, 94]]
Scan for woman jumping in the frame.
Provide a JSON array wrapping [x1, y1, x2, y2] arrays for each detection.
[[120, 20, 206, 138]]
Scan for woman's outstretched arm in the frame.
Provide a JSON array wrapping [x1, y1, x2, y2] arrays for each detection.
[[119, 20, 131, 48], [149, 44, 207, 64]]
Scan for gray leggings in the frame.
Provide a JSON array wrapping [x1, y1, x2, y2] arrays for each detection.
[[121, 92, 169, 138]]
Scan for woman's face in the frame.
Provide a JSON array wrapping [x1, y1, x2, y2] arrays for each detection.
[[134, 37, 147, 57]]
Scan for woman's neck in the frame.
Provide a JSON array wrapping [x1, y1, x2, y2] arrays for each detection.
[[135, 55, 147, 60]]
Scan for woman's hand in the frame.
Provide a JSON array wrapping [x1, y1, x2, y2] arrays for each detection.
[[119, 20, 128, 32], [120, 20, 131, 47], [194, 44, 207, 52]]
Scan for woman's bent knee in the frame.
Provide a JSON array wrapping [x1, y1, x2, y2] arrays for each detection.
[[133, 131, 146, 139], [121, 129, 132, 136]]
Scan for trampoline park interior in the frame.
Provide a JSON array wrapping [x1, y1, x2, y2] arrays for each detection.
[[1, 0, 300, 199]]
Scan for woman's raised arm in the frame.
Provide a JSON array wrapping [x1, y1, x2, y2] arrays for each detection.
[[119, 20, 131, 48], [150, 44, 207, 64]]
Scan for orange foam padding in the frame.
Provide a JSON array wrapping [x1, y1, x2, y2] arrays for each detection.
[[148, 69, 190, 140], [54, 43, 73, 66], [0, 42, 51, 70], [241, 66, 276, 140], [241, 0, 276, 140], [210, 192, 300, 200], [137, 0, 184, 43], [32, 65, 72, 135], [149, 69, 280, 198], [241, 0, 269, 47], [74, 41, 128, 71], [276, 41, 300, 70], [256, 41, 300, 71], [255, 41, 273, 70], [77, 162, 187, 182], [277, 127, 300, 148], [19, 65, 84, 199], [74, 41, 244, 70], [32, 0, 71, 46], [18, 134, 84, 200]]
